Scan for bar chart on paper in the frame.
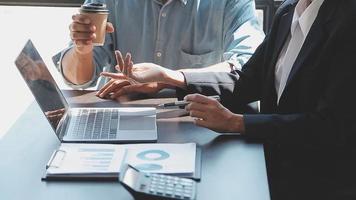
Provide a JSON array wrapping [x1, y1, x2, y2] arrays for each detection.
[[46, 144, 125, 176]]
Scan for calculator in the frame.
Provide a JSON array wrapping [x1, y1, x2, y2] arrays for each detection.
[[119, 164, 197, 200]]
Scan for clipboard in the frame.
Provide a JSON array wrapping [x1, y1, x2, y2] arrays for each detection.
[[41, 148, 122, 181], [42, 144, 202, 181]]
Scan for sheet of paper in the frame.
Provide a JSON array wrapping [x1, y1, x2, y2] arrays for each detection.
[[47, 143, 125, 175], [124, 143, 196, 174], [46, 143, 196, 176]]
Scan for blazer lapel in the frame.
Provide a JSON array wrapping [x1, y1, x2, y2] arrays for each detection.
[[284, 0, 339, 88], [270, 5, 295, 69], [284, 24, 325, 86], [264, 1, 297, 109]]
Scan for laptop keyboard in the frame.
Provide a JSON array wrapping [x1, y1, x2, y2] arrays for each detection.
[[68, 109, 118, 140]]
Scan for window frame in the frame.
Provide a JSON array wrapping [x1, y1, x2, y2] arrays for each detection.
[[255, 0, 283, 33]]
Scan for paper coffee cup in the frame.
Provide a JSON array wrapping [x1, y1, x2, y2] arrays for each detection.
[[79, 3, 109, 46]]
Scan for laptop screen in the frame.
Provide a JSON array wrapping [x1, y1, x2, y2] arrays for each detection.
[[15, 40, 69, 133]]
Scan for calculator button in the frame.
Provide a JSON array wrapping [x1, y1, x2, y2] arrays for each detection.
[[175, 189, 183, 194], [176, 185, 184, 189], [184, 185, 192, 189], [184, 191, 191, 196], [181, 181, 193, 186], [166, 190, 173, 196]]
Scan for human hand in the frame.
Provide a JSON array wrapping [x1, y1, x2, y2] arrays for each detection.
[[96, 51, 169, 99], [113, 51, 186, 88], [69, 14, 114, 54], [96, 73, 167, 99], [114, 51, 170, 83], [185, 94, 245, 133]]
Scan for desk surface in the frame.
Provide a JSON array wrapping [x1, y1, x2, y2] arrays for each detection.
[[0, 90, 270, 200]]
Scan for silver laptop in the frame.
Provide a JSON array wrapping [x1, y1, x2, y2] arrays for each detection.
[[14, 40, 157, 143]]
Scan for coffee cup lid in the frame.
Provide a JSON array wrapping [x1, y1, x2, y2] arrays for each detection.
[[80, 3, 109, 13]]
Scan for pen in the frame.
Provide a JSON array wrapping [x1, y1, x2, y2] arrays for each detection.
[[157, 95, 221, 108]]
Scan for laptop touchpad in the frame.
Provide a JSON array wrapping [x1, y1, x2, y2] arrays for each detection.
[[119, 116, 156, 130]]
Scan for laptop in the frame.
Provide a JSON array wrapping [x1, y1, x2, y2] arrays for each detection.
[[14, 40, 157, 143]]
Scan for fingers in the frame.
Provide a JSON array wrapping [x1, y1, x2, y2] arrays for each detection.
[[114, 51, 134, 78], [110, 85, 137, 98], [115, 51, 124, 72], [72, 14, 91, 24], [100, 72, 127, 79], [185, 102, 207, 112], [96, 79, 115, 97], [189, 110, 206, 120], [184, 94, 218, 105], [111, 84, 154, 98], [96, 79, 130, 98], [127, 56, 134, 78], [70, 14, 95, 46], [106, 22, 115, 33], [124, 53, 132, 76], [193, 118, 211, 129]]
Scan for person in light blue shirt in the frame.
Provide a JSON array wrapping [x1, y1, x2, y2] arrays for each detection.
[[57, 0, 264, 97]]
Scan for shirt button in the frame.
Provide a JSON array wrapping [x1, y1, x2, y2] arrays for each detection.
[[156, 52, 162, 57], [161, 13, 167, 17]]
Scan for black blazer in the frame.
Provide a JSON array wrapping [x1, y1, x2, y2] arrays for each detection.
[[179, 0, 356, 199]]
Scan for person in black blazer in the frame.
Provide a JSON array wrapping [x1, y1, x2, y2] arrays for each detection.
[[98, 0, 356, 199]]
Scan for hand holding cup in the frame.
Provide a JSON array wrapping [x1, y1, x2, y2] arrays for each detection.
[[69, 3, 114, 54]]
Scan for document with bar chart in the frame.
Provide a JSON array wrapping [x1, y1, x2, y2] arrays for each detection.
[[44, 143, 125, 180], [43, 143, 198, 181]]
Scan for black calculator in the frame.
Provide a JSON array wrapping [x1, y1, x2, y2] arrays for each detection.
[[119, 164, 197, 200]]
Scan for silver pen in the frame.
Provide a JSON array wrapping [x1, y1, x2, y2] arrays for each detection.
[[157, 95, 221, 108]]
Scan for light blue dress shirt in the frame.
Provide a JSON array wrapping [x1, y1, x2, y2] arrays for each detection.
[[57, 0, 264, 89]]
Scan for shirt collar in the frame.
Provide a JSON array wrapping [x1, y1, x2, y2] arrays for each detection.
[[291, 0, 324, 37]]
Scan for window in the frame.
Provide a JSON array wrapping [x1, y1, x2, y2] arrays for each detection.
[[0, 4, 79, 138], [255, 0, 282, 33]]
